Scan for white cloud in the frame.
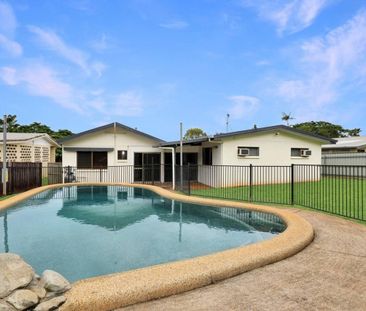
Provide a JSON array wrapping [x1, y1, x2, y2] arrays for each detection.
[[277, 10, 366, 120], [159, 20, 189, 29], [0, 1, 17, 36], [0, 33, 22, 56], [111, 91, 143, 116], [243, 0, 330, 35], [0, 63, 82, 112], [28, 25, 105, 76], [227, 95, 260, 120], [90, 34, 109, 52]]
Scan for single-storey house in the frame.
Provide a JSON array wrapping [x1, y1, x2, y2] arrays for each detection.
[[322, 136, 366, 167], [0, 133, 60, 163], [60, 123, 334, 187], [322, 136, 366, 154]]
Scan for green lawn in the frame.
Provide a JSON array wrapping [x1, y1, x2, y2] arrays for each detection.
[[191, 177, 366, 221]]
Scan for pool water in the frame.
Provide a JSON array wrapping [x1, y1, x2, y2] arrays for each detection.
[[0, 186, 286, 282]]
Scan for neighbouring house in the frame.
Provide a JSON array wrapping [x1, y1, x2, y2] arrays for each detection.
[[322, 136, 366, 154], [0, 132, 60, 163], [60, 123, 334, 186], [322, 136, 366, 167]]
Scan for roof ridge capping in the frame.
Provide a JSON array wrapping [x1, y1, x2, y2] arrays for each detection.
[[59, 122, 165, 144], [214, 125, 336, 144]]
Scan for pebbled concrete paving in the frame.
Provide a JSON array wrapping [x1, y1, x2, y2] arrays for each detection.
[[123, 209, 366, 311]]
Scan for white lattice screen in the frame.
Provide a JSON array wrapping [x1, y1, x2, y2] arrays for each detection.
[[42, 147, 50, 162], [34, 146, 42, 162], [20, 145, 32, 162]]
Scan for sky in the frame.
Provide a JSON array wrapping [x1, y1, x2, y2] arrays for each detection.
[[0, 0, 366, 141]]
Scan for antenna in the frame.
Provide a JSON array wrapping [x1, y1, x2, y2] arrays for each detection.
[[226, 113, 230, 133]]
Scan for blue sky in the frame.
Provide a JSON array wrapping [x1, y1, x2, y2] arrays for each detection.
[[1, 0, 366, 140]]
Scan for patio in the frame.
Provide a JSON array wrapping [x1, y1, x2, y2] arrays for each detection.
[[123, 209, 366, 311]]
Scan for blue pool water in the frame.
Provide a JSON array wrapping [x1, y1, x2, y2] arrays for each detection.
[[0, 186, 286, 282]]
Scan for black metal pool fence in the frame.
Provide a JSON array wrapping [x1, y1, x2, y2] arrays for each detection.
[[1, 163, 365, 221]]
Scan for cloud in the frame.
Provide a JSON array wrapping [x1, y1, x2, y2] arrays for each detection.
[[28, 25, 105, 76], [227, 95, 260, 120], [111, 91, 143, 116], [0, 1, 17, 36], [90, 34, 109, 53], [159, 20, 189, 29], [0, 63, 82, 112], [0, 33, 22, 56], [242, 0, 331, 35], [277, 10, 366, 120]]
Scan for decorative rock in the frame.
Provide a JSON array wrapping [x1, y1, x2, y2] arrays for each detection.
[[27, 285, 47, 299], [6, 289, 38, 310], [40, 270, 71, 294], [0, 254, 35, 298], [34, 296, 66, 311], [0, 300, 16, 311]]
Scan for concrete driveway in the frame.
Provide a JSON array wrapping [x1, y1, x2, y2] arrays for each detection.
[[123, 209, 366, 311]]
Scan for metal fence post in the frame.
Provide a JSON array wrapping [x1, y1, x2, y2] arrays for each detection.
[[291, 164, 294, 205], [249, 164, 253, 202]]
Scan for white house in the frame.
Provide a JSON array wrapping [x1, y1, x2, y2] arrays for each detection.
[[322, 136, 366, 154], [60, 123, 334, 187], [0, 133, 60, 163]]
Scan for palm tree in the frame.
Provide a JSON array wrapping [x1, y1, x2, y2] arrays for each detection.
[[281, 112, 294, 126]]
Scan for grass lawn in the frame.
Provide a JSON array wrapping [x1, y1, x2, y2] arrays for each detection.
[[191, 177, 366, 221]]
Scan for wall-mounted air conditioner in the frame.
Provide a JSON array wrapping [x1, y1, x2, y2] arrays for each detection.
[[301, 149, 312, 157], [238, 148, 250, 156]]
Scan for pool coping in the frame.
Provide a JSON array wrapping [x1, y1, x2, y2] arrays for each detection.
[[0, 183, 314, 311]]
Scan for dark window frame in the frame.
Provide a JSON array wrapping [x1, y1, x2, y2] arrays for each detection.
[[202, 148, 213, 165], [117, 150, 128, 161], [77, 151, 108, 169]]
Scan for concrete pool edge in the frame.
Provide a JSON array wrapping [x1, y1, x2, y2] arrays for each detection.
[[0, 183, 314, 311]]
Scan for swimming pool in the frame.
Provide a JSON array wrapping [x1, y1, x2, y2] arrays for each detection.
[[0, 185, 286, 282]]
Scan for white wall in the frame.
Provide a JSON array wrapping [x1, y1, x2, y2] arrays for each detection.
[[219, 130, 322, 166]]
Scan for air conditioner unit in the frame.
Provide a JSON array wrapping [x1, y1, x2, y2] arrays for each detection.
[[301, 149, 312, 157], [238, 148, 250, 156]]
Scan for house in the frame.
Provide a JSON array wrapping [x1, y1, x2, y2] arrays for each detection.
[[60, 122, 165, 183], [60, 123, 334, 187], [162, 125, 335, 186], [322, 136, 366, 167], [322, 136, 366, 154], [0, 133, 60, 163]]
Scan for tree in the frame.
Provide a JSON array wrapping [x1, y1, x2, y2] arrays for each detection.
[[281, 112, 295, 126], [0, 114, 20, 131], [293, 121, 361, 138], [183, 128, 207, 140], [0, 115, 73, 162]]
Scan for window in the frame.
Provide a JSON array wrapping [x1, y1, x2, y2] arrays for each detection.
[[291, 148, 310, 157], [118, 150, 128, 160], [77, 151, 107, 169], [237, 147, 259, 157], [202, 148, 212, 165]]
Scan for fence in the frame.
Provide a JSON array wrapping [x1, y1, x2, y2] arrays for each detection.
[[0, 162, 42, 196], [322, 153, 366, 167], [1, 163, 365, 222], [186, 164, 365, 221]]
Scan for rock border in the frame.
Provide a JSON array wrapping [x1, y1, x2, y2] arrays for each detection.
[[0, 183, 314, 311], [0, 253, 71, 311]]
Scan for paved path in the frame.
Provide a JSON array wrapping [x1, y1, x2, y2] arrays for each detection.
[[122, 209, 366, 311]]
